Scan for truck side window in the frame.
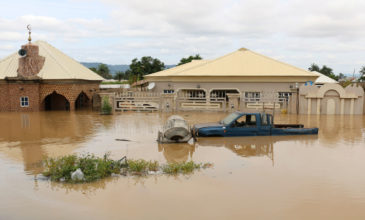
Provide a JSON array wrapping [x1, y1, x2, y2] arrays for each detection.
[[246, 115, 256, 126], [235, 115, 246, 127], [261, 114, 268, 126]]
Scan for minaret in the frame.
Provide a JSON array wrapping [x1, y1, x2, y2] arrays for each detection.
[[17, 25, 45, 78]]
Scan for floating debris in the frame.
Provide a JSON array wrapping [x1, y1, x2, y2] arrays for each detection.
[[115, 139, 131, 142]]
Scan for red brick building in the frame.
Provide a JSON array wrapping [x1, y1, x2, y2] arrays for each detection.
[[0, 40, 103, 111]]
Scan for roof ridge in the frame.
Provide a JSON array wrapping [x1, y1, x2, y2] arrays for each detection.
[[38, 41, 102, 80], [37, 41, 74, 79]]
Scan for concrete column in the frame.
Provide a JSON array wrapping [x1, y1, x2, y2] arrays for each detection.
[[340, 99, 344, 115], [307, 98, 311, 115], [350, 98, 354, 115], [316, 98, 321, 115]]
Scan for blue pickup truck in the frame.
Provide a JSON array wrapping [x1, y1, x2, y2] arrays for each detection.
[[192, 112, 318, 137]]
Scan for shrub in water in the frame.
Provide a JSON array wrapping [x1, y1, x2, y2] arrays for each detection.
[[43, 154, 213, 183], [101, 96, 112, 115], [162, 161, 205, 174], [43, 154, 121, 183]]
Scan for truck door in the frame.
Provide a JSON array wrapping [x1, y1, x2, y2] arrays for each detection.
[[226, 114, 259, 136], [258, 113, 271, 136]]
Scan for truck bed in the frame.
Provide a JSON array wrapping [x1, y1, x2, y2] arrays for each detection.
[[273, 124, 304, 128]]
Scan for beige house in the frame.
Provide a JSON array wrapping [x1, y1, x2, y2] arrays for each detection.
[[145, 48, 319, 113]]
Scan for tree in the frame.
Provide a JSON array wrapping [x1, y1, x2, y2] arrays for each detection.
[[308, 63, 320, 72], [89, 67, 97, 73], [308, 63, 338, 81], [338, 73, 345, 80], [360, 66, 365, 81], [114, 71, 125, 81], [128, 56, 165, 83], [97, 64, 112, 79], [178, 54, 202, 66]]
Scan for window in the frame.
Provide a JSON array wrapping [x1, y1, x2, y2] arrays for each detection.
[[233, 114, 257, 127], [163, 89, 174, 94], [180, 89, 206, 100], [278, 92, 292, 102], [20, 96, 29, 107], [210, 89, 239, 101], [244, 92, 261, 102]]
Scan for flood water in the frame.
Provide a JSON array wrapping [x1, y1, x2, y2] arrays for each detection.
[[0, 111, 364, 220]]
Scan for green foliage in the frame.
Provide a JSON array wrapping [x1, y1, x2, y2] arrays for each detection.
[[127, 159, 160, 174], [308, 63, 320, 72], [360, 66, 365, 81], [148, 160, 159, 172], [94, 64, 113, 79], [101, 96, 112, 115], [308, 63, 339, 81], [178, 54, 202, 66], [113, 71, 125, 81], [128, 56, 165, 83], [128, 159, 149, 173], [42, 154, 213, 183], [43, 154, 121, 183], [162, 161, 206, 174], [89, 67, 97, 73]]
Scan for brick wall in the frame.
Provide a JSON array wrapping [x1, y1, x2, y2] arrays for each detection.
[[0, 81, 100, 112], [0, 83, 40, 112], [40, 83, 99, 110], [0, 84, 9, 111]]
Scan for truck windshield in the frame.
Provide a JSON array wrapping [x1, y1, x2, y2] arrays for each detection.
[[220, 112, 240, 125]]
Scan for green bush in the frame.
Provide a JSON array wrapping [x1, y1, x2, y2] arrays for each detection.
[[43, 154, 121, 183], [101, 96, 112, 115], [42, 154, 213, 183], [162, 161, 205, 174]]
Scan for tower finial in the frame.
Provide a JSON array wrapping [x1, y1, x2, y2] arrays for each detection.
[[27, 24, 32, 43]]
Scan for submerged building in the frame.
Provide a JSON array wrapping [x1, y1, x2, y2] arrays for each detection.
[[145, 48, 319, 113], [0, 40, 103, 112], [144, 48, 364, 114]]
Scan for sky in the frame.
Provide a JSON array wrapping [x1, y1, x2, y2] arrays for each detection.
[[1, 0, 365, 75]]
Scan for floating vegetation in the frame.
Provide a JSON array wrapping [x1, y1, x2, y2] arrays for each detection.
[[42, 154, 212, 183]]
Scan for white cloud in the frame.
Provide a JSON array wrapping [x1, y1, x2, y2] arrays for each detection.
[[1, 0, 365, 74]]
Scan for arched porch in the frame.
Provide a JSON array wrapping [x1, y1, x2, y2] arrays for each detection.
[[43, 92, 70, 111]]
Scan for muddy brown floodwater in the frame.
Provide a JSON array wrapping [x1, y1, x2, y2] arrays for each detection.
[[0, 111, 365, 220]]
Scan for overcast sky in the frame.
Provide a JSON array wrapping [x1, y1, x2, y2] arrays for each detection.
[[1, 0, 365, 75]]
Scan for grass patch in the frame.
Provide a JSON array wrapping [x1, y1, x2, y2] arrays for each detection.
[[162, 161, 206, 174], [42, 154, 212, 183], [42, 154, 122, 183]]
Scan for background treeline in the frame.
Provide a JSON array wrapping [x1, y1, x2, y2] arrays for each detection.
[[87, 55, 365, 83]]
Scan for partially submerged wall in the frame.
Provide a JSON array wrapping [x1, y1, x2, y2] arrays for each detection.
[[299, 84, 364, 115]]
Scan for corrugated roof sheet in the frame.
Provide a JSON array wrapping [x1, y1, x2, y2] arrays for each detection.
[[0, 41, 103, 81]]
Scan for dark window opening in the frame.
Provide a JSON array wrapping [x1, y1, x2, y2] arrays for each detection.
[[44, 92, 70, 111]]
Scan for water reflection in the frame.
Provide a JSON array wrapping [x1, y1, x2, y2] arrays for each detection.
[[0, 112, 111, 174], [159, 135, 318, 165]]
